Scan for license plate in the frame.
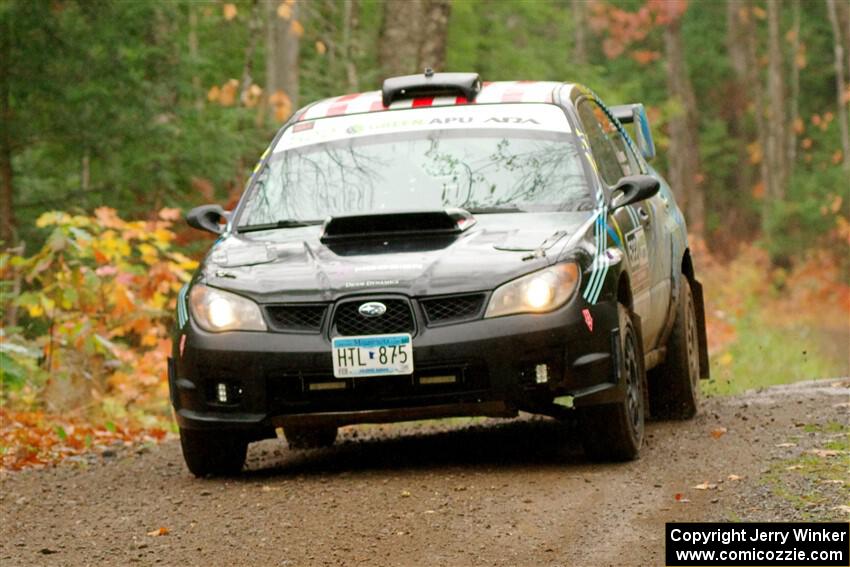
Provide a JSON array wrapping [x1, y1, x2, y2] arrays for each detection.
[[332, 334, 413, 378]]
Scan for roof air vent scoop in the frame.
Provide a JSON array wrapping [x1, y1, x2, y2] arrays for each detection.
[[381, 71, 482, 107]]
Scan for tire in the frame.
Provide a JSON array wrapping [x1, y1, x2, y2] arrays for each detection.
[[577, 303, 646, 461], [284, 425, 338, 450], [179, 428, 248, 477], [649, 276, 700, 420]]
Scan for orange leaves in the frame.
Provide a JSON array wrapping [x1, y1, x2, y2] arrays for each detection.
[[242, 84, 264, 108], [218, 79, 239, 107], [207, 79, 239, 107], [269, 89, 293, 122], [631, 49, 661, 65], [0, 409, 169, 472], [208, 79, 264, 109], [222, 3, 237, 21], [710, 427, 728, 439], [10, 207, 194, 418], [747, 142, 763, 165], [277, 2, 292, 20], [592, 0, 687, 61]]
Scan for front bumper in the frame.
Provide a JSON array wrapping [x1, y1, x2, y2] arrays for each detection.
[[170, 298, 625, 432]]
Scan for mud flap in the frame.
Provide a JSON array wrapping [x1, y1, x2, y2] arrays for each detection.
[[690, 279, 710, 379], [573, 310, 645, 408]]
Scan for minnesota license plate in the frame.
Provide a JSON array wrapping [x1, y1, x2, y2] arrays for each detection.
[[332, 334, 413, 378]]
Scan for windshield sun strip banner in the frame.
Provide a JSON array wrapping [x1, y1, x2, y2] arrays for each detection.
[[275, 103, 572, 153]]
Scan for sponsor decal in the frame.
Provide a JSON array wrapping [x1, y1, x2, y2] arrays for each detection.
[[582, 308, 594, 332], [276, 103, 572, 152], [343, 279, 400, 289], [625, 227, 650, 292]]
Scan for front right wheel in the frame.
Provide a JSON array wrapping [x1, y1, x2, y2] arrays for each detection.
[[577, 303, 646, 461]]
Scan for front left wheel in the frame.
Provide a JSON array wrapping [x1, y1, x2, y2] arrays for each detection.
[[577, 303, 646, 461], [179, 428, 248, 477]]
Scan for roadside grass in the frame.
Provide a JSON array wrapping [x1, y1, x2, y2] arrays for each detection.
[[758, 423, 850, 521], [702, 316, 847, 396], [698, 244, 849, 397]]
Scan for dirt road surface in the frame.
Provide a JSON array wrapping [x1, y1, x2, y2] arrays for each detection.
[[2, 380, 848, 567]]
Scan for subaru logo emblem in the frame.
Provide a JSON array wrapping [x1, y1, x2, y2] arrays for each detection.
[[358, 301, 387, 318]]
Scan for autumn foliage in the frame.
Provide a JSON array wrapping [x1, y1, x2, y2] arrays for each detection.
[[1, 208, 196, 419]]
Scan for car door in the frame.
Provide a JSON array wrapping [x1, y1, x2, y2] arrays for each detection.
[[606, 116, 674, 349], [575, 98, 667, 350]]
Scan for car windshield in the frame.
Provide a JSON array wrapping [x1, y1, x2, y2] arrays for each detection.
[[237, 103, 592, 229]]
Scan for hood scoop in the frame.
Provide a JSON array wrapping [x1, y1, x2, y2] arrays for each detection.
[[321, 209, 476, 242]]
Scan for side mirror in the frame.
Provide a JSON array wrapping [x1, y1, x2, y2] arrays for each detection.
[[186, 204, 230, 235], [610, 175, 660, 210], [610, 103, 656, 161]]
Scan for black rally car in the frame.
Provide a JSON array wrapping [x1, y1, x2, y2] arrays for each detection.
[[171, 72, 709, 476]]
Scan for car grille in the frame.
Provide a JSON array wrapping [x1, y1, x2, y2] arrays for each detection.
[[265, 304, 328, 333], [420, 293, 486, 325], [332, 298, 415, 336]]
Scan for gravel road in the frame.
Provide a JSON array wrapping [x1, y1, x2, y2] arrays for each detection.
[[2, 379, 848, 567]]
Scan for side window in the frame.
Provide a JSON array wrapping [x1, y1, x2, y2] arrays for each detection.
[[577, 100, 636, 185]]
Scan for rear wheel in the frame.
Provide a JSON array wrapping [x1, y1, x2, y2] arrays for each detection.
[[577, 303, 646, 461], [649, 276, 700, 420], [179, 428, 248, 477], [284, 425, 338, 449]]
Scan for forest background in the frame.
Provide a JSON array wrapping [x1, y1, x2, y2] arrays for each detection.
[[1, 0, 848, 469]]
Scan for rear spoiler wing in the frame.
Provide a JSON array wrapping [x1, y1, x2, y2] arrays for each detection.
[[610, 103, 656, 161]]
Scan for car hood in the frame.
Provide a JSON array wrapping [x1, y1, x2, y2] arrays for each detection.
[[200, 212, 593, 302]]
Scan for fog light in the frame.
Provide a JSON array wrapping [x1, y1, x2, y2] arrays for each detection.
[[216, 382, 229, 403], [535, 364, 549, 384]]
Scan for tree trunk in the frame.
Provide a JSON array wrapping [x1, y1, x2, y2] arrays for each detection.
[[765, 0, 787, 200], [663, 11, 705, 238], [738, 1, 771, 208], [419, 0, 450, 71], [379, 0, 450, 78], [188, 3, 202, 110], [725, 0, 753, 196], [342, 0, 360, 91], [572, 0, 588, 65], [266, 0, 301, 119], [0, 6, 15, 245], [239, 0, 262, 104], [786, 0, 800, 173], [827, 0, 850, 173]]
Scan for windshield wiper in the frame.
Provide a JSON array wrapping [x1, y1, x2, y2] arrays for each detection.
[[466, 206, 523, 214], [238, 219, 322, 233]]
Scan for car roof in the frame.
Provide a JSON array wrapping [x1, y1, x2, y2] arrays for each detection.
[[295, 81, 574, 122]]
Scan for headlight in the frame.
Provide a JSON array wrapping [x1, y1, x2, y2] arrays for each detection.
[[189, 284, 267, 332], [484, 263, 579, 318]]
